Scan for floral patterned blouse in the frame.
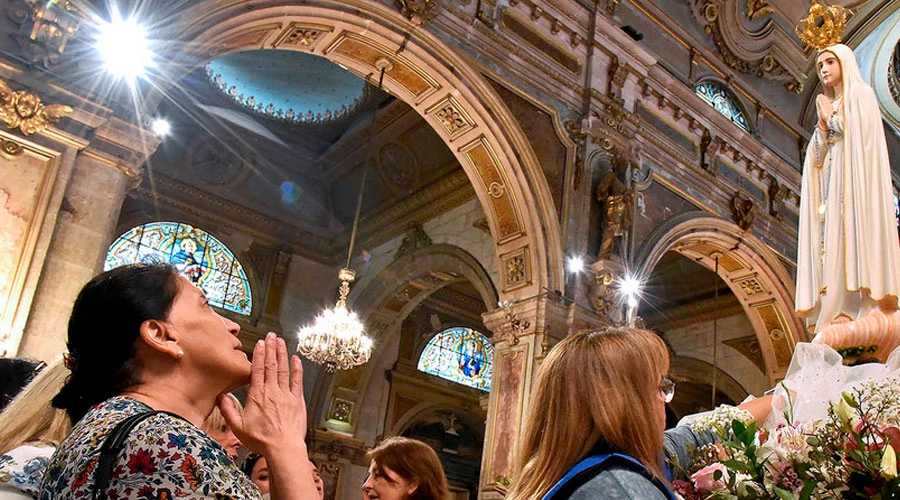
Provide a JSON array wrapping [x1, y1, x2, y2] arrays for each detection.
[[1, 442, 55, 498], [39, 397, 262, 499]]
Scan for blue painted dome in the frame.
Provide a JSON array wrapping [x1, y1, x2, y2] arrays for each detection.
[[206, 50, 370, 124]]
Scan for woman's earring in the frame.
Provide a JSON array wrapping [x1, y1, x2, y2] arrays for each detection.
[[176, 350, 184, 359]]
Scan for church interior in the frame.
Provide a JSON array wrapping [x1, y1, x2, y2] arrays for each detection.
[[2, 0, 900, 498]]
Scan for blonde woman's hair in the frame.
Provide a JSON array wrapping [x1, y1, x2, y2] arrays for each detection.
[[202, 393, 242, 435], [0, 358, 71, 454], [506, 327, 670, 500]]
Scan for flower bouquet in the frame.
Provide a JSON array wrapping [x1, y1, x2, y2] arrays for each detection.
[[674, 377, 900, 499]]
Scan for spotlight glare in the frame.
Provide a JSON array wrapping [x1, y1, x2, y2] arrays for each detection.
[[627, 296, 638, 308], [620, 276, 641, 298], [96, 11, 153, 80], [150, 119, 170, 137], [566, 256, 585, 274]]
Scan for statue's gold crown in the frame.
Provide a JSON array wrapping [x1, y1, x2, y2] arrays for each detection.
[[795, 1, 851, 51]]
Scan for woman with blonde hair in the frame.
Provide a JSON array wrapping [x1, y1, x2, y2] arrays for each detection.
[[362, 436, 450, 500], [0, 359, 71, 499], [202, 393, 243, 462], [507, 327, 772, 500]]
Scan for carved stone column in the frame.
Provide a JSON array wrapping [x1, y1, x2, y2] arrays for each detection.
[[17, 115, 156, 360], [477, 296, 569, 499]]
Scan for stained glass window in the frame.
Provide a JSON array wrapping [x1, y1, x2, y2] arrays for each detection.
[[105, 222, 252, 315], [695, 81, 751, 133], [417, 327, 494, 391]]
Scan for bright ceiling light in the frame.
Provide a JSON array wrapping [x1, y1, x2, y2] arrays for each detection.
[[150, 118, 170, 137], [566, 256, 585, 274], [96, 11, 153, 80], [620, 276, 642, 298]]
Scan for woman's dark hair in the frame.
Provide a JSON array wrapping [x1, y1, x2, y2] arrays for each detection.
[[0, 358, 44, 411], [242, 452, 263, 478], [52, 263, 180, 422]]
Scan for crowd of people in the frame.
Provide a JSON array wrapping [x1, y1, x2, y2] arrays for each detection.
[[0, 264, 459, 500], [0, 262, 781, 500]]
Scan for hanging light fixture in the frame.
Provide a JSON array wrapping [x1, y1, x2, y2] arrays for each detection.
[[296, 61, 392, 371], [296, 268, 373, 371]]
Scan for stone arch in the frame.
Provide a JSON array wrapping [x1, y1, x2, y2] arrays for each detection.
[[388, 402, 486, 441], [669, 355, 749, 405], [310, 244, 497, 440], [635, 212, 805, 383], [161, 0, 562, 303]]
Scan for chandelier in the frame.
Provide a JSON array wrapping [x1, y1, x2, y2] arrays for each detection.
[[296, 61, 392, 371], [296, 268, 373, 371]]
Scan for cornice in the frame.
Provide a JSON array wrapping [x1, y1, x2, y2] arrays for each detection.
[[644, 293, 744, 332]]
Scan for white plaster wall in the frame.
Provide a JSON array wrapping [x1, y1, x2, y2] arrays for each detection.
[[350, 198, 498, 297], [664, 313, 769, 397]]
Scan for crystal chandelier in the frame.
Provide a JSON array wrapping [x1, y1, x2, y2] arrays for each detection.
[[296, 63, 392, 371], [296, 268, 373, 371]]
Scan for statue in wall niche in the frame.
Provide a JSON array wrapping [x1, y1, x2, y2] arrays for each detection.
[[596, 151, 634, 261], [794, 4, 900, 363]]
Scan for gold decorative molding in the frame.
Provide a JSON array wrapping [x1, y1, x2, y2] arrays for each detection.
[[752, 301, 794, 369], [272, 22, 334, 51], [733, 273, 768, 298], [0, 79, 72, 136], [326, 32, 440, 104], [459, 136, 524, 242], [0, 137, 25, 158], [208, 23, 281, 58], [7, 0, 80, 68], [426, 94, 476, 140], [745, 0, 773, 20], [500, 246, 530, 291], [688, 0, 803, 92], [394, 0, 441, 26]]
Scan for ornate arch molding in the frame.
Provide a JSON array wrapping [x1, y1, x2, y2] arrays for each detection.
[[388, 402, 487, 442], [635, 212, 805, 383], [669, 355, 749, 405], [165, 0, 562, 301], [311, 244, 497, 436]]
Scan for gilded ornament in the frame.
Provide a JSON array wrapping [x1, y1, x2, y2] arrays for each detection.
[[0, 79, 71, 135], [0, 138, 24, 157], [796, 2, 851, 51], [746, 0, 773, 20], [394, 0, 440, 26]]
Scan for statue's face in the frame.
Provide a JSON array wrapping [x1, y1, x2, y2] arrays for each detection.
[[817, 51, 842, 89]]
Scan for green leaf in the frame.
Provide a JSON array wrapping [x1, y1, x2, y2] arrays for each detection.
[[732, 419, 747, 438], [774, 486, 798, 500], [722, 459, 752, 472], [842, 391, 860, 409], [799, 481, 816, 500]]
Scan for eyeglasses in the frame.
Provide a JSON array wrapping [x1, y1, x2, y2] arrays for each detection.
[[659, 377, 676, 403]]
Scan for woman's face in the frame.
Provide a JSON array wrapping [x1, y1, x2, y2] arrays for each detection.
[[251, 457, 270, 494], [362, 460, 417, 500], [817, 51, 842, 89], [164, 277, 250, 388], [207, 421, 242, 462]]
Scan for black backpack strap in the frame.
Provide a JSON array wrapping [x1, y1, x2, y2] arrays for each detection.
[[92, 410, 177, 500]]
